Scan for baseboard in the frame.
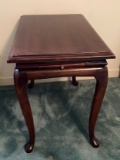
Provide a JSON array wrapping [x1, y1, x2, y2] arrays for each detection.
[[108, 69, 119, 77], [0, 69, 119, 86]]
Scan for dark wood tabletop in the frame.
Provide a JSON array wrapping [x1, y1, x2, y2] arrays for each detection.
[[7, 14, 115, 63]]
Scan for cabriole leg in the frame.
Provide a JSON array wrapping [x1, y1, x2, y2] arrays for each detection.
[[14, 69, 35, 153], [89, 67, 108, 148]]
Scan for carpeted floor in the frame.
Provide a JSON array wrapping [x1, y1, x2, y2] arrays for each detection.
[[0, 78, 120, 160]]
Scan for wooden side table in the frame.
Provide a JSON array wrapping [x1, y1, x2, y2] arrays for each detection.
[[7, 14, 115, 153]]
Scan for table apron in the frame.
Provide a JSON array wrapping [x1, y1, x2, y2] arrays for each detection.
[[16, 67, 107, 80]]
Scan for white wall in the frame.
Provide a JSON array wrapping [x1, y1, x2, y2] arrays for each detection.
[[0, 0, 120, 85]]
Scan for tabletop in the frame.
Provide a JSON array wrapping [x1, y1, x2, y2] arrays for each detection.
[[7, 14, 115, 63]]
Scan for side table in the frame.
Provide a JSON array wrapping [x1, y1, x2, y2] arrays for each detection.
[[7, 14, 115, 153]]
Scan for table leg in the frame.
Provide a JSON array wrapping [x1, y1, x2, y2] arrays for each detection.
[[28, 80, 34, 88], [89, 67, 108, 148], [14, 69, 35, 153], [72, 76, 78, 86]]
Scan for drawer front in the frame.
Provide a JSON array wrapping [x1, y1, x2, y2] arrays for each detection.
[[16, 60, 107, 70]]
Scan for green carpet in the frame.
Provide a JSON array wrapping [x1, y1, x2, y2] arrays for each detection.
[[0, 78, 120, 160]]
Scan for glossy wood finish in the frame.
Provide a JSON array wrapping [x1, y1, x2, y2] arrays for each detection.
[[8, 15, 115, 63], [14, 69, 35, 153], [89, 66, 108, 147], [14, 66, 108, 152], [7, 14, 115, 153]]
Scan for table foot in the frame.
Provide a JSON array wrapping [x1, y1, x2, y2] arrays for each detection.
[[28, 80, 34, 88], [72, 76, 78, 86], [89, 66, 108, 148], [14, 69, 35, 153], [24, 141, 34, 153], [90, 136, 100, 148]]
